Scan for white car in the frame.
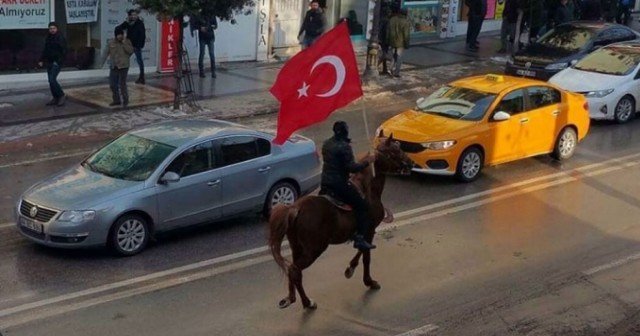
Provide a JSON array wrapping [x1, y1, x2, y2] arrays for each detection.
[[549, 41, 640, 123]]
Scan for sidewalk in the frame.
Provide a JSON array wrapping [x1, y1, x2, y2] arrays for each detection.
[[0, 33, 503, 130]]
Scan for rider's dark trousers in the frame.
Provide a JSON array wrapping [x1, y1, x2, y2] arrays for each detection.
[[323, 182, 372, 236]]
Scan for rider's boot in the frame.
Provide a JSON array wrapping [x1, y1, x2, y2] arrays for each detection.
[[353, 234, 376, 250]]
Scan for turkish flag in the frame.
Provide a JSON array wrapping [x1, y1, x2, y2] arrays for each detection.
[[270, 21, 363, 145]]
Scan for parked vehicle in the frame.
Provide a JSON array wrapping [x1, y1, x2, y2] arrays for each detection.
[[16, 120, 321, 256], [550, 41, 640, 123], [506, 22, 639, 80], [375, 74, 590, 182]]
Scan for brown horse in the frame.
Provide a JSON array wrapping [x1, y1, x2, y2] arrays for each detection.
[[268, 135, 414, 309]]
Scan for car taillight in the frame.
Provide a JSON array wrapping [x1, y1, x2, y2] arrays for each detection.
[[583, 102, 589, 111]]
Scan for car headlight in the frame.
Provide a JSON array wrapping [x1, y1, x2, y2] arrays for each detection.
[[58, 210, 96, 223], [584, 89, 614, 98], [421, 140, 456, 150], [545, 62, 569, 70]]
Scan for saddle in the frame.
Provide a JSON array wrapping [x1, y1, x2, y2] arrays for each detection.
[[318, 190, 394, 223]]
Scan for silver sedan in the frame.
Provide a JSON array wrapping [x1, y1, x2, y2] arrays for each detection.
[[16, 120, 321, 256]]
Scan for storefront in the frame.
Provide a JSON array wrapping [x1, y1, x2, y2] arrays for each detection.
[[403, 0, 440, 37], [444, 0, 503, 38]]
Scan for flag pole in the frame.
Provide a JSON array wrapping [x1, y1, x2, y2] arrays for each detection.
[[361, 96, 375, 177]]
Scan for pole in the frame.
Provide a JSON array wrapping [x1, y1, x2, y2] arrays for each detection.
[[363, 0, 382, 79], [361, 97, 376, 177]]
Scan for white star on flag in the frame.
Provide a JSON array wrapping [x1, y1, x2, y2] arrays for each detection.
[[297, 82, 310, 98]]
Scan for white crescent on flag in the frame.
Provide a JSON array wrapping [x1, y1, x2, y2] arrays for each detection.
[[297, 55, 346, 99]]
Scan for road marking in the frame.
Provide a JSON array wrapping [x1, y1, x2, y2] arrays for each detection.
[[583, 251, 640, 276], [0, 150, 90, 169], [396, 324, 439, 336], [0, 222, 13, 229], [393, 151, 640, 220], [0, 254, 279, 329], [387, 158, 640, 231], [2, 153, 639, 327]]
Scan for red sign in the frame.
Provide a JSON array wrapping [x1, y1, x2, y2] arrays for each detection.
[[158, 19, 179, 73]]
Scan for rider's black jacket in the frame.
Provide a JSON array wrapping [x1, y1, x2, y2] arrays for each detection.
[[321, 136, 369, 187]]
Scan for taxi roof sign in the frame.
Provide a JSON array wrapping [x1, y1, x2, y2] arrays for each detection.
[[485, 74, 505, 82]]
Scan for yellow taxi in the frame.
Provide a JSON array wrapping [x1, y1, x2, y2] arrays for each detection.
[[376, 74, 590, 182]]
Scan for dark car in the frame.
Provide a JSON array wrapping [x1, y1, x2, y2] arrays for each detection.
[[506, 22, 640, 80]]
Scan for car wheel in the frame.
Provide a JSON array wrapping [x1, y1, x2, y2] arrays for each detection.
[[264, 182, 298, 217], [109, 214, 150, 256], [455, 147, 484, 183], [614, 96, 635, 124], [552, 127, 577, 161]]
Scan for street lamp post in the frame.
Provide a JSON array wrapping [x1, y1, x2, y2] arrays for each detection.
[[363, 0, 382, 80]]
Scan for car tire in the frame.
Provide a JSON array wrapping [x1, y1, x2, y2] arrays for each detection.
[[455, 147, 484, 183], [614, 95, 635, 124], [552, 127, 578, 161], [264, 181, 298, 217], [109, 214, 150, 257]]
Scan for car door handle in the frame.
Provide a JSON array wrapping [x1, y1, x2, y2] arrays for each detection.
[[520, 118, 529, 124], [551, 110, 560, 116], [258, 166, 271, 173], [207, 179, 220, 186]]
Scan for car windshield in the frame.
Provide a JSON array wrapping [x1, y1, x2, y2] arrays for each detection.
[[82, 134, 176, 181], [416, 86, 496, 121], [537, 26, 594, 51], [573, 45, 640, 76]]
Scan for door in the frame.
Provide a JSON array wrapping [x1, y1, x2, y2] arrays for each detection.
[[215, 136, 272, 216], [524, 86, 563, 154], [487, 89, 529, 164], [273, 0, 304, 48], [156, 141, 222, 229]]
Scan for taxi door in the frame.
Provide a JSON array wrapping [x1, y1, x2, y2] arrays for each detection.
[[523, 86, 563, 155], [486, 89, 529, 164]]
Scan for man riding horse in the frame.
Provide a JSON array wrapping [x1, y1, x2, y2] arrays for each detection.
[[320, 121, 376, 251]]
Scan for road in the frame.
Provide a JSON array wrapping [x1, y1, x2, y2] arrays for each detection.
[[3, 67, 640, 334]]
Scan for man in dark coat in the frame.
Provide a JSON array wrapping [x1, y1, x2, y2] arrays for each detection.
[[555, 0, 573, 25], [118, 9, 146, 84], [191, 12, 218, 78], [580, 0, 603, 20], [602, 0, 619, 22], [617, 0, 634, 25], [38, 22, 67, 107], [298, 0, 327, 49], [499, 0, 519, 53], [465, 0, 488, 52], [378, 7, 392, 75], [321, 121, 376, 251]]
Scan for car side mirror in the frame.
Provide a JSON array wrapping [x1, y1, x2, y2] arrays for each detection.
[[493, 111, 511, 121], [159, 171, 180, 184]]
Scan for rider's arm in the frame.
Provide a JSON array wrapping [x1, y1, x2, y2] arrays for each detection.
[[343, 145, 369, 173]]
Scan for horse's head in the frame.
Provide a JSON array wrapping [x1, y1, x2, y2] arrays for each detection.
[[374, 134, 414, 176]]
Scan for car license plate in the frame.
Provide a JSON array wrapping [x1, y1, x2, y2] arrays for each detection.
[[20, 217, 43, 233], [516, 69, 536, 77]]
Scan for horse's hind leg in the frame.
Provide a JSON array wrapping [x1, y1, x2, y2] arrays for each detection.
[[278, 268, 297, 309], [362, 249, 381, 290], [292, 254, 319, 309], [344, 251, 362, 279]]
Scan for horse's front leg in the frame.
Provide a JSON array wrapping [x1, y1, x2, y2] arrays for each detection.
[[344, 251, 362, 279], [362, 239, 381, 290]]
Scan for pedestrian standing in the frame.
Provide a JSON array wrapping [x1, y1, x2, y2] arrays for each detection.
[[387, 7, 411, 78], [498, 0, 518, 53], [465, 0, 488, 52], [39, 22, 67, 107], [191, 12, 218, 78], [107, 27, 134, 107], [378, 7, 392, 75], [118, 9, 146, 84], [298, 0, 327, 49], [556, 0, 573, 25], [580, 0, 603, 20], [602, 0, 619, 22], [617, 0, 633, 25]]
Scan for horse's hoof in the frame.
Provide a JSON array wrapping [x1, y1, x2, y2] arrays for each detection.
[[304, 300, 318, 310], [366, 281, 381, 290], [344, 267, 355, 279], [278, 297, 294, 309]]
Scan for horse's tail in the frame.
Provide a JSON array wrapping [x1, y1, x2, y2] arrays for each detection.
[[268, 204, 298, 274]]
